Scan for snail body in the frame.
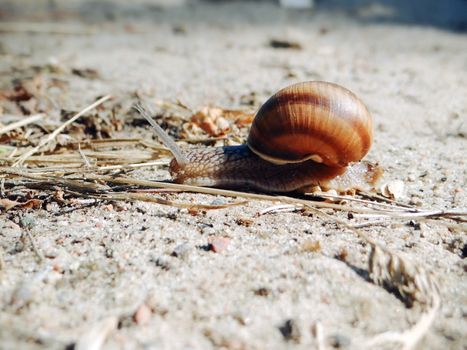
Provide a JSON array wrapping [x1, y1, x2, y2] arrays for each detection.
[[137, 81, 382, 193]]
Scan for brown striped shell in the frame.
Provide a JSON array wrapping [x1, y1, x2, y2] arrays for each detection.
[[247, 81, 373, 167]]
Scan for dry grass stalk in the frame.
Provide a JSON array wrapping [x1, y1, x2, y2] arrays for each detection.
[[84, 192, 246, 210], [308, 191, 412, 211], [3, 160, 170, 175], [259, 204, 303, 215], [12, 95, 111, 167], [312, 322, 326, 350], [299, 206, 441, 350], [0, 113, 45, 135], [368, 245, 440, 307], [2, 166, 466, 223], [0, 247, 4, 271], [0, 22, 95, 35], [24, 229, 44, 263], [77, 143, 92, 167], [365, 246, 441, 350], [74, 317, 118, 350], [3, 151, 168, 167]]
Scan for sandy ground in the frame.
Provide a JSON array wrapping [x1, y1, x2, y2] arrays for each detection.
[[0, 1, 466, 349]]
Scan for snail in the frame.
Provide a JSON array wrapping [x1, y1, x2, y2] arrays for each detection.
[[136, 81, 382, 193]]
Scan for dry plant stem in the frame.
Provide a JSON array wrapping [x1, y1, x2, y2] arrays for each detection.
[[24, 229, 44, 263], [2, 166, 465, 221], [0, 114, 45, 135], [3, 150, 167, 167], [303, 206, 440, 350], [75, 317, 118, 350], [364, 294, 440, 350], [78, 144, 92, 167], [0, 247, 4, 271], [12, 95, 112, 167], [0, 160, 170, 175], [357, 190, 413, 207], [83, 192, 246, 210], [134, 103, 188, 165], [81, 175, 467, 219], [308, 192, 412, 211], [0, 22, 95, 35], [96, 160, 170, 171], [259, 204, 303, 215], [314, 322, 326, 350], [0, 168, 110, 192], [347, 219, 392, 228]]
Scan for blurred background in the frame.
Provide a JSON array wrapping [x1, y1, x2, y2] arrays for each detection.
[[1, 0, 467, 31]]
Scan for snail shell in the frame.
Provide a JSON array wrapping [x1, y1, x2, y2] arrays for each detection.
[[247, 81, 373, 167]]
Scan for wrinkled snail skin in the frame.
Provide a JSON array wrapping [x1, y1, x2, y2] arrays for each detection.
[[169, 145, 381, 193], [139, 81, 382, 193]]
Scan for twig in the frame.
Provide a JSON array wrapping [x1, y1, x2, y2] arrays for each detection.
[[75, 317, 118, 350], [299, 205, 440, 350], [0, 167, 110, 192], [25, 229, 44, 263], [0, 247, 4, 271], [3, 166, 466, 221], [78, 143, 92, 167], [259, 204, 303, 215], [364, 297, 440, 350], [79, 191, 246, 210], [0, 22, 95, 35], [347, 219, 391, 228], [315, 322, 326, 350], [0, 114, 45, 135], [307, 191, 413, 212], [12, 95, 111, 167], [364, 245, 441, 350]]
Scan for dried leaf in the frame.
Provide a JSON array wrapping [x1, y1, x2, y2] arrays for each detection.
[[191, 107, 230, 136], [0, 198, 21, 210]]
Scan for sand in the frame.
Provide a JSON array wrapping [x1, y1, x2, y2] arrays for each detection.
[[0, 1, 466, 349]]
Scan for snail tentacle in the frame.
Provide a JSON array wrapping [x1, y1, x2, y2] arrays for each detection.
[[134, 103, 189, 166]]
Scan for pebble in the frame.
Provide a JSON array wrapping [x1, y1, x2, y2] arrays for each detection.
[[278, 319, 301, 343], [133, 303, 152, 326], [171, 242, 192, 259], [327, 334, 350, 348], [208, 236, 230, 253]]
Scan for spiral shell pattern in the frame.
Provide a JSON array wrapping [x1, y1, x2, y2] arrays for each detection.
[[247, 81, 373, 167]]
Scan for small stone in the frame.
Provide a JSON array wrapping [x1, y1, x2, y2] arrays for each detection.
[[235, 217, 254, 227], [335, 248, 348, 262], [279, 319, 301, 343], [102, 204, 114, 211], [210, 198, 228, 206], [133, 304, 152, 326], [19, 215, 35, 229], [150, 256, 171, 270], [253, 287, 271, 297], [380, 180, 405, 200], [327, 334, 351, 348], [302, 239, 321, 253], [171, 243, 192, 259], [14, 240, 25, 253], [208, 236, 231, 253]]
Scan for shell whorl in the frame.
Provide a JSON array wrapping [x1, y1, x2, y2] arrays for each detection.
[[247, 81, 373, 167]]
